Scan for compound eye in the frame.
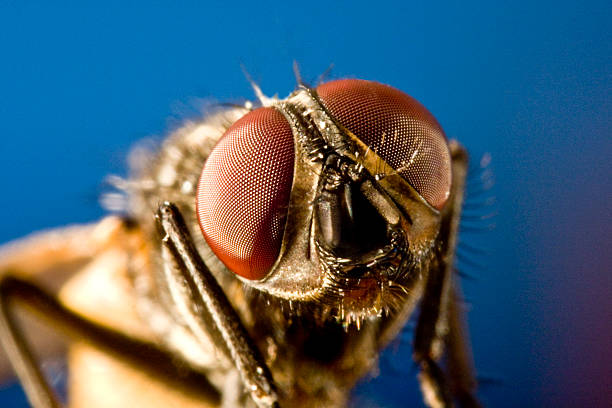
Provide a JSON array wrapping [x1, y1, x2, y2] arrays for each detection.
[[316, 79, 451, 210], [196, 107, 295, 280]]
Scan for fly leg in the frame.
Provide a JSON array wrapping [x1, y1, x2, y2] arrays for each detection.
[[443, 143, 481, 408], [414, 275, 481, 408], [414, 272, 482, 408], [0, 275, 220, 408], [0, 216, 220, 408], [0, 217, 132, 408], [413, 257, 454, 408], [0, 277, 59, 408], [156, 201, 279, 408], [413, 142, 480, 408], [445, 282, 480, 408]]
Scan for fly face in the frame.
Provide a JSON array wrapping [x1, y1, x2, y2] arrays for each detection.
[[195, 79, 451, 324], [0, 78, 480, 408]]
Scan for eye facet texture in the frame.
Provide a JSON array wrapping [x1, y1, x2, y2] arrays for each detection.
[[197, 107, 295, 280], [316, 79, 451, 210]]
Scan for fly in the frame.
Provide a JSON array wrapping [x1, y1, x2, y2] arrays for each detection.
[[0, 77, 481, 407]]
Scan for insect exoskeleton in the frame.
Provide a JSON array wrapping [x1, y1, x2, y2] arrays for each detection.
[[1, 78, 479, 408], [197, 79, 450, 318]]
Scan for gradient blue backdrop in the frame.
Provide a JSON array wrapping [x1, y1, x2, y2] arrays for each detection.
[[0, 2, 610, 407]]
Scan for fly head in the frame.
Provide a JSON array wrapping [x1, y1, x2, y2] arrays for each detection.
[[195, 79, 453, 326]]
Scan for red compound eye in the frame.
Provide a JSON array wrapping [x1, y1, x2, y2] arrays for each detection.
[[316, 79, 451, 210], [196, 107, 295, 280]]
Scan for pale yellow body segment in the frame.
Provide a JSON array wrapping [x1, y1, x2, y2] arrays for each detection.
[[0, 217, 217, 407]]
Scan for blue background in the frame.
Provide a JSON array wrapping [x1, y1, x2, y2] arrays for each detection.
[[0, 2, 610, 407]]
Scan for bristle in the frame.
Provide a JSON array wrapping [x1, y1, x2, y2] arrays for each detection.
[[454, 267, 477, 281], [240, 65, 277, 107], [292, 60, 305, 87], [315, 64, 335, 86], [456, 252, 488, 271], [453, 153, 496, 285]]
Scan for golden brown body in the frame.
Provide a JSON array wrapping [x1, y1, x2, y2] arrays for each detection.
[[0, 80, 480, 408]]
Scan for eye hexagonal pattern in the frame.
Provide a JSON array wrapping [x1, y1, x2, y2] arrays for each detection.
[[196, 107, 295, 280], [317, 79, 451, 210]]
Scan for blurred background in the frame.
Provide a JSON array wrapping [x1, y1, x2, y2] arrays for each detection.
[[0, 1, 610, 407]]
